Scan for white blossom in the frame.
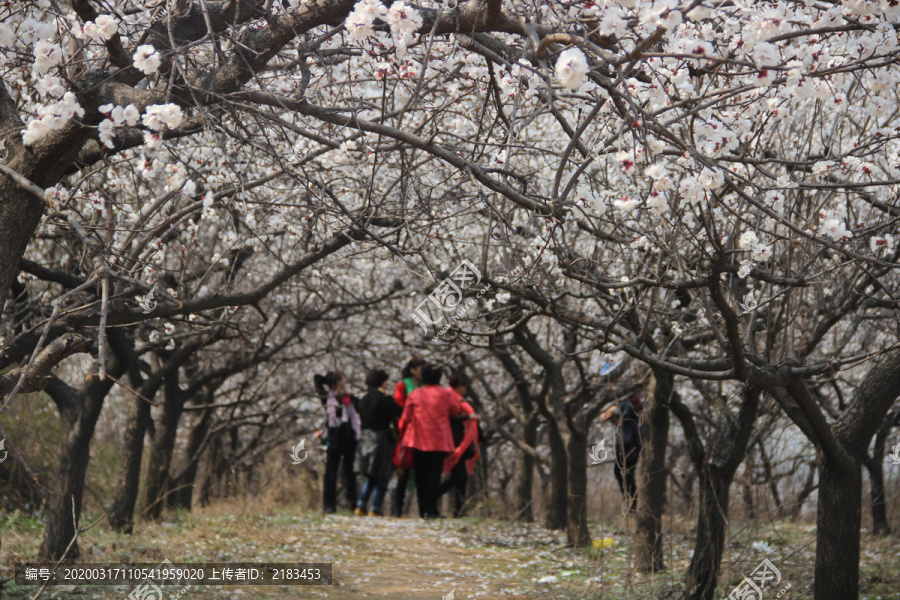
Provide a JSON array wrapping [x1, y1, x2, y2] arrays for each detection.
[[142, 104, 184, 131], [84, 15, 118, 41], [21, 93, 85, 146], [739, 231, 760, 249], [555, 48, 589, 90], [345, 0, 388, 41], [387, 1, 423, 52], [869, 234, 894, 254], [98, 118, 115, 148], [33, 40, 62, 75], [122, 104, 141, 126], [34, 75, 65, 98], [134, 45, 162, 75], [821, 215, 852, 241]]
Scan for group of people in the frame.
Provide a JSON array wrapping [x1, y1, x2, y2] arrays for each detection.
[[314, 357, 481, 519]]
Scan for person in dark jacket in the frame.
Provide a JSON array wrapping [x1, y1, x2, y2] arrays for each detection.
[[315, 371, 360, 514], [600, 394, 644, 510], [390, 356, 425, 517], [355, 369, 403, 516], [439, 372, 481, 517]]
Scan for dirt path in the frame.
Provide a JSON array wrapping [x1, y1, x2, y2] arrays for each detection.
[[6, 510, 608, 600]]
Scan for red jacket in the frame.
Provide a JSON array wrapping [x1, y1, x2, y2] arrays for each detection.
[[394, 377, 418, 407], [399, 384, 463, 453], [443, 397, 480, 476]]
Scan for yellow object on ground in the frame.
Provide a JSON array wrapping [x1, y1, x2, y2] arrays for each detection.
[[592, 538, 616, 549]]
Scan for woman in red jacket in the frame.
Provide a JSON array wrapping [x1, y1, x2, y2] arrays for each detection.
[[399, 365, 476, 518], [391, 356, 425, 517]]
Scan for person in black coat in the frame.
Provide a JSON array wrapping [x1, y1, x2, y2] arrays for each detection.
[[354, 370, 403, 516], [600, 395, 644, 511]]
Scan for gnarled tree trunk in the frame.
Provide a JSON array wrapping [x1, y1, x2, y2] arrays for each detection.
[[39, 356, 122, 560], [514, 413, 538, 522], [143, 375, 186, 521], [634, 368, 671, 573], [681, 385, 760, 600]]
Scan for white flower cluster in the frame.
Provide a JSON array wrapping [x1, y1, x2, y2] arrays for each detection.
[[819, 210, 852, 241], [133, 44, 162, 75], [17, 17, 56, 46], [141, 103, 183, 131], [34, 75, 66, 98], [345, 0, 422, 57], [387, 1, 423, 56], [345, 0, 389, 41], [555, 48, 589, 90], [496, 60, 541, 100], [639, 0, 683, 30], [164, 163, 188, 193], [737, 230, 772, 278], [74, 14, 118, 42], [97, 103, 140, 148], [33, 40, 62, 74], [22, 92, 85, 146]]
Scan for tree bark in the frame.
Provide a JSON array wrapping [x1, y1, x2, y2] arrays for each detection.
[[816, 454, 862, 599], [544, 418, 568, 530], [142, 375, 186, 521], [565, 424, 591, 546], [0, 83, 43, 310], [169, 398, 215, 510], [39, 358, 122, 560], [634, 369, 671, 573], [778, 350, 900, 600], [681, 385, 760, 600], [514, 413, 538, 522], [685, 465, 732, 600], [864, 413, 894, 534], [107, 392, 153, 532]]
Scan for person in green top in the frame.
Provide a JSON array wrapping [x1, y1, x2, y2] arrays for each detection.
[[390, 356, 425, 517]]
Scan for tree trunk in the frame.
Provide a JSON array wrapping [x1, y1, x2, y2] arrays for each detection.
[[757, 441, 783, 518], [143, 376, 185, 521], [865, 455, 888, 535], [108, 392, 152, 532], [514, 414, 538, 522], [816, 455, 861, 599], [864, 414, 893, 534], [545, 419, 568, 530], [681, 385, 760, 600], [684, 466, 731, 600], [169, 401, 215, 510], [39, 367, 119, 560], [634, 369, 671, 573], [799, 350, 900, 600], [565, 425, 590, 546], [0, 85, 44, 309]]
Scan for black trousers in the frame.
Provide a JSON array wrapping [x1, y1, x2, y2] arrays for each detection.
[[413, 450, 446, 517], [614, 454, 639, 511], [439, 460, 468, 517], [391, 468, 411, 517], [323, 431, 357, 512]]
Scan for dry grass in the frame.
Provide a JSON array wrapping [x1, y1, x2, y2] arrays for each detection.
[[2, 497, 899, 599]]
